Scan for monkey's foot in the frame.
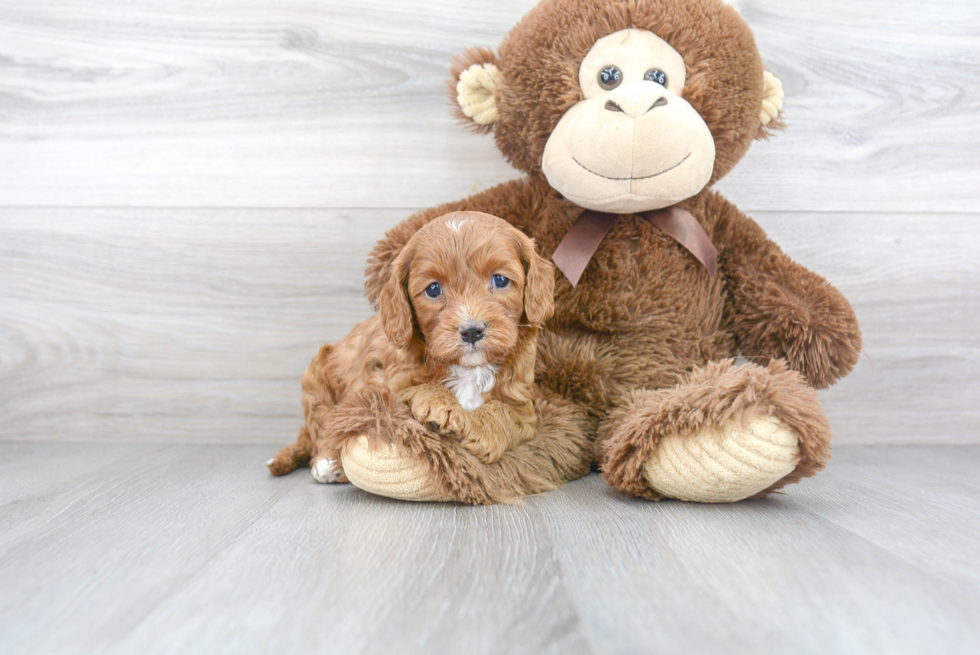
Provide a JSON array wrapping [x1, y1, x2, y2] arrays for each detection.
[[341, 436, 448, 502], [598, 360, 831, 503], [642, 415, 799, 502]]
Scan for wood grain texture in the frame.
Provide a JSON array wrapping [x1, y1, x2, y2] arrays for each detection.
[[761, 213, 980, 444], [0, 207, 388, 443], [2, 207, 977, 445], [0, 0, 978, 211], [537, 445, 980, 655], [0, 443, 978, 654], [1, 3, 976, 652]]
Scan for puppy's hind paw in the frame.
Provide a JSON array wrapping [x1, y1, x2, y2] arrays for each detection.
[[266, 456, 294, 477], [311, 458, 348, 484]]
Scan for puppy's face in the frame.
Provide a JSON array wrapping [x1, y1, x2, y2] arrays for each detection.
[[379, 212, 555, 366]]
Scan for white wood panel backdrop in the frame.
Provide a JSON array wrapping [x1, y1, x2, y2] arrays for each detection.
[[1, 0, 978, 445]]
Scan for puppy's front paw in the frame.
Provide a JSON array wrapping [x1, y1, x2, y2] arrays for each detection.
[[417, 399, 470, 437], [402, 385, 470, 437], [431, 404, 470, 437], [311, 458, 348, 484]]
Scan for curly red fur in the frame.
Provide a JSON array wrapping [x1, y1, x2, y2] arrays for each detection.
[[268, 211, 557, 477]]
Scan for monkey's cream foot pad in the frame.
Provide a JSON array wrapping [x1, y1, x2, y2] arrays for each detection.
[[341, 436, 449, 502], [643, 415, 800, 503]]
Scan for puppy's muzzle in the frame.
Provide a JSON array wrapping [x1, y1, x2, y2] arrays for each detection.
[[459, 322, 487, 345]]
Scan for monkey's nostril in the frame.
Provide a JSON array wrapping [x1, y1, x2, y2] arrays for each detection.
[[648, 97, 669, 112], [604, 99, 625, 113]]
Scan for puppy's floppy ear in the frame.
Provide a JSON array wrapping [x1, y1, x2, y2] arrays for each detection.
[[513, 232, 555, 328], [378, 245, 416, 349]]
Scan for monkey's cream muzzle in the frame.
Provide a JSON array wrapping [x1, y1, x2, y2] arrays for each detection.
[[542, 81, 716, 213]]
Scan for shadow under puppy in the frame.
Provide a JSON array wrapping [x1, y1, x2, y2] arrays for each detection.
[[267, 210, 556, 482]]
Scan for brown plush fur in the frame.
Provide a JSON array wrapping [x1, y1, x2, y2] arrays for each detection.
[[268, 212, 558, 478], [358, 0, 861, 502], [485, 0, 775, 183]]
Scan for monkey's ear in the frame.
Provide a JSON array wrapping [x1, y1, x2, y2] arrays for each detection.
[[378, 246, 416, 349], [449, 47, 502, 133], [757, 70, 785, 138]]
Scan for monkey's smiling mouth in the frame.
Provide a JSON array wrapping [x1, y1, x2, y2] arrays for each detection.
[[572, 153, 691, 181]]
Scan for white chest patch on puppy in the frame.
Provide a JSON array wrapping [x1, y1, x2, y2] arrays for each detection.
[[445, 364, 498, 411]]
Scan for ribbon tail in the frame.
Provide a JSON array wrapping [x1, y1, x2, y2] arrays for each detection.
[[551, 211, 618, 286], [644, 207, 718, 277]]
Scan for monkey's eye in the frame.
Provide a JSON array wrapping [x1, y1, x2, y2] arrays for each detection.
[[491, 274, 510, 289], [644, 69, 668, 86], [598, 66, 623, 90], [424, 282, 442, 298]]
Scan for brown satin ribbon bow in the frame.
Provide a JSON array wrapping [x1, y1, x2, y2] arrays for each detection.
[[551, 206, 718, 286]]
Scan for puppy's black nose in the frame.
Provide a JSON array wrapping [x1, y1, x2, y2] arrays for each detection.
[[459, 323, 486, 344]]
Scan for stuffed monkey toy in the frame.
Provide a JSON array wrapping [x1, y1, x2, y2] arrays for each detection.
[[329, 0, 861, 504]]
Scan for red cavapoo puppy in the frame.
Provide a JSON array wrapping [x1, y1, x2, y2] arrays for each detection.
[[267, 211, 555, 482]]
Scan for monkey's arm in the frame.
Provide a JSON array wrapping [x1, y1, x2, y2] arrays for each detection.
[[712, 193, 861, 389]]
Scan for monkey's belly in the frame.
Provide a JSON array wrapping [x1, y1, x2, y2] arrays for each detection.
[[535, 325, 731, 413]]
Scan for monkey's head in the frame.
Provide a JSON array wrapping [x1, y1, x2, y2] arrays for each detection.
[[451, 0, 783, 214]]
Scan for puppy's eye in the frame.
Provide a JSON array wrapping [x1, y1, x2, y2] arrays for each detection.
[[644, 69, 668, 86], [491, 275, 510, 289], [424, 282, 442, 298], [598, 66, 623, 90]]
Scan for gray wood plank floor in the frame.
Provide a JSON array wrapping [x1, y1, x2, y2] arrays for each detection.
[[1, 443, 977, 655]]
